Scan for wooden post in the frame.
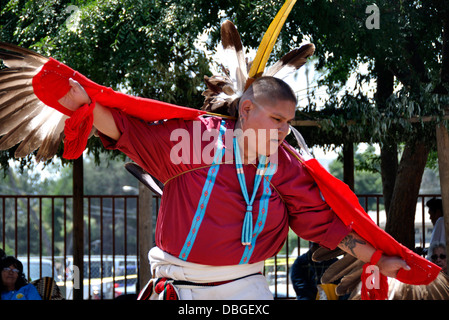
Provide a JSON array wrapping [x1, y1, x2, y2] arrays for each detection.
[[73, 155, 84, 300], [138, 181, 153, 291], [435, 123, 449, 262]]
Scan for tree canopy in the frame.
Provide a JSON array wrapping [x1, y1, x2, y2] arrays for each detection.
[[1, 1, 448, 161]]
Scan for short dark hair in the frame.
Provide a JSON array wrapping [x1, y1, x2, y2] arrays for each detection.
[[0, 256, 28, 291], [426, 198, 442, 212], [240, 76, 297, 107]]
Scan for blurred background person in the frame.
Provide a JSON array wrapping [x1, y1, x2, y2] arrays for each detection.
[[0, 256, 42, 300], [429, 242, 447, 274]]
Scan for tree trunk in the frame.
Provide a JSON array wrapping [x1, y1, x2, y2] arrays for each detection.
[[385, 140, 430, 249], [380, 143, 398, 214], [375, 61, 397, 215], [343, 143, 354, 191], [436, 124, 449, 265]]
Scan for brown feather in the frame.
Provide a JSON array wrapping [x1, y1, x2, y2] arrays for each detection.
[[0, 102, 43, 136], [385, 272, 449, 300], [0, 41, 48, 68], [264, 44, 315, 78], [321, 254, 361, 284], [0, 115, 40, 150], [220, 20, 247, 93], [334, 262, 364, 296], [340, 268, 449, 300], [312, 246, 345, 262], [0, 80, 33, 91], [0, 88, 35, 105], [0, 42, 69, 160], [0, 70, 37, 83], [14, 109, 66, 158], [35, 119, 66, 162], [202, 74, 239, 117], [0, 91, 37, 119]]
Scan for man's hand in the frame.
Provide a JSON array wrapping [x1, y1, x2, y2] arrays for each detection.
[[58, 78, 91, 111], [338, 232, 411, 278], [377, 255, 411, 278]]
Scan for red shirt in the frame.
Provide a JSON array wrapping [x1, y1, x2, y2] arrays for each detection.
[[100, 111, 351, 266]]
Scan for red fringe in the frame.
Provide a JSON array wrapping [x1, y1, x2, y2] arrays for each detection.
[[361, 250, 389, 300], [63, 100, 95, 160]]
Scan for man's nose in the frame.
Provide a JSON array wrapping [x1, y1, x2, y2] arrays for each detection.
[[279, 123, 290, 136]]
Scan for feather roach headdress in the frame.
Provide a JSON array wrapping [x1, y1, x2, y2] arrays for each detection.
[[201, 0, 315, 119]]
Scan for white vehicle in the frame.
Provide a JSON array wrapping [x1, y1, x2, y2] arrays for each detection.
[[64, 255, 138, 300], [17, 256, 60, 282]]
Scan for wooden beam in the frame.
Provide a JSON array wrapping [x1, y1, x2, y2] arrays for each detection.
[[435, 124, 449, 262], [290, 114, 449, 128]]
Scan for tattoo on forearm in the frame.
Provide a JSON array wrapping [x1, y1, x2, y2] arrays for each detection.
[[341, 235, 366, 256]]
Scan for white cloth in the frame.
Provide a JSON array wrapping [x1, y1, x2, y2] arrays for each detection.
[[147, 246, 273, 300], [430, 217, 446, 246]]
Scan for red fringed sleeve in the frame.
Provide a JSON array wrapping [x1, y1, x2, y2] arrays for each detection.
[[32, 58, 206, 159]]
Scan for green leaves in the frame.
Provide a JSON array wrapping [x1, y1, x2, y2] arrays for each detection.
[[1, 0, 448, 168]]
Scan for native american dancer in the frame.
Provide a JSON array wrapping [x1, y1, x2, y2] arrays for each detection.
[[0, 0, 446, 300]]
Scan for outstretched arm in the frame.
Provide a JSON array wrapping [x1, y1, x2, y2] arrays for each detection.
[[58, 78, 121, 141], [338, 231, 411, 278]]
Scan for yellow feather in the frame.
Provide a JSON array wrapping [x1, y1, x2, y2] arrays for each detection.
[[246, 0, 297, 89]]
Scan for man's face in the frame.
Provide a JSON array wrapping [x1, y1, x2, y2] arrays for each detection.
[[431, 246, 447, 272], [239, 98, 295, 158], [429, 208, 440, 225]]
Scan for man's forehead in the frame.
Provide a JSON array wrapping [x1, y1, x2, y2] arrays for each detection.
[[259, 99, 296, 118]]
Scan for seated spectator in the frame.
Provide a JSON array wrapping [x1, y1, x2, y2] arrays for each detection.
[[429, 242, 447, 274], [427, 198, 445, 247], [290, 242, 343, 300], [0, 256, 42, 300]]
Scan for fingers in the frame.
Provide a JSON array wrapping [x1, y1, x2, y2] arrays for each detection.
[[378, 255, 411, 278], [68, 78, 91, 104], [402, 260, 411, 271], [68, 77, 82, 90]]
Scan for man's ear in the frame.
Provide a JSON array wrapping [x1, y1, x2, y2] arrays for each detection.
[[239, 99, 254, 121]]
